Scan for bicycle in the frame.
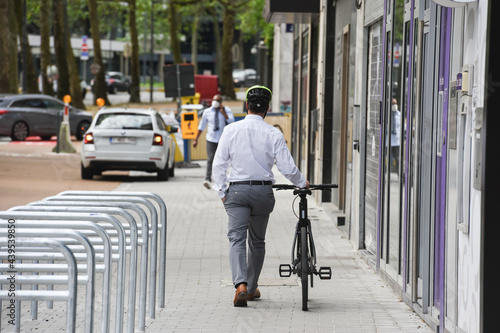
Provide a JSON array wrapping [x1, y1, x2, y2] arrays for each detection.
[[273, 183, 338, 311]]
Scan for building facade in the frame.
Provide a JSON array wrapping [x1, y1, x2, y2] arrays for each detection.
[[266, 0, 497, 331]]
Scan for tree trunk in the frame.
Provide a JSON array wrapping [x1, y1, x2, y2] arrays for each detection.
[[53, 0, 70, 100], [14, 0, 38, 93], [40, 0, 55, 96], [221, 5, 236, 99], [66, 32, 86, 109], [128, 0, 141, 103], [0, 0, 10, 93], [87, 0, 110, 105], [191, 3, 201, 74], [168, 0, 182, 64], [209, 6, 222, 75], [7, 0, 18, 93]]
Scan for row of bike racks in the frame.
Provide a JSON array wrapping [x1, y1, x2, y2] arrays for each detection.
[[0, 191, 168, 333]]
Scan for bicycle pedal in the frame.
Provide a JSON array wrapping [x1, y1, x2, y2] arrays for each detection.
[[279, 264, 292, 277], [318, 266, 332, 280]]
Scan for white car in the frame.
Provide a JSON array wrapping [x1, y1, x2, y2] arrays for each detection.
[[81, 107, 176, 180]]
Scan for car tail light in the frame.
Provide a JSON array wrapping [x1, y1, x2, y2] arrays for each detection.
[[0, 109, 8, 115], [84, 132, 94, 144], [109, 79, 115, 84], [153, 134, 163, 146]]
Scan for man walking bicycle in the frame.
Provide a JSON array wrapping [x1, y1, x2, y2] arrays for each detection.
[[212, 85, 309, 307]]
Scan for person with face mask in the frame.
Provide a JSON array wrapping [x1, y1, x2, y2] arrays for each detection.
[[193, 94, 235, 189], [212, 85, 309, 307]]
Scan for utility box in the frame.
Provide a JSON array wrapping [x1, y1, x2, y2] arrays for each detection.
[[180, 111, 198, 139]]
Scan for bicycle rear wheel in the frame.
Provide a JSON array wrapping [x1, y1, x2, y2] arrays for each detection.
[[300, 226, 308, 311]]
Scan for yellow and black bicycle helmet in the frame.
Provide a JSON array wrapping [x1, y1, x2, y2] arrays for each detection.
[[246, 85, 272, 105]]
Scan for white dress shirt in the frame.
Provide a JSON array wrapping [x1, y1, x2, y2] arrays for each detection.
[[198, 106, 235, 143], [212, 114, 307, 198]]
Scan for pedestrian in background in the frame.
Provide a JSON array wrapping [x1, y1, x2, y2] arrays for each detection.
[[193, 94, 234, 189], [212, 85, 309, 307], [390, 98, 401, 173]]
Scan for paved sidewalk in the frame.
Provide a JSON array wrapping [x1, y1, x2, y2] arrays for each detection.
[[118, 161, 433, 333], [1, 160, 433, 332]]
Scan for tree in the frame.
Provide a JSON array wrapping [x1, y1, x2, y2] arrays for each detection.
[[13, 0, 38, 93], [0, 0, 10, 93], [7, 0, 18, 93], [128, 0, 141, 103], [168, 0, 182, 64], [66, 32, 86, 109], [87, 0, 110, 105], [40, 0, 55, 96], [190, 3, 201, 74], [209, 4, 222, 75], [53, 0, 71, 100], [236, 0, 273, 43], [217, 0, 247, 99]]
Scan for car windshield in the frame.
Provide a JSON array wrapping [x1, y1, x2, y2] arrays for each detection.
[[95, 113, 153, 130]]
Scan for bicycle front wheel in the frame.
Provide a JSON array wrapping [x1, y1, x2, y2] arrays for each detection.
[[300, 226, 308, 311]]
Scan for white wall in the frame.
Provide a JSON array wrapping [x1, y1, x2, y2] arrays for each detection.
[[457, 2, 487, 332], [272, 24, 294, 114]]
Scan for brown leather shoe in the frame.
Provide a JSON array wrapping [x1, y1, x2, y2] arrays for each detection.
[[248, 288, 260, 301], [233, 284, 248, 307]]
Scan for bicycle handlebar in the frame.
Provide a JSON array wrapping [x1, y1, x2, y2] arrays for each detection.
[[272, 184, 338, 190]]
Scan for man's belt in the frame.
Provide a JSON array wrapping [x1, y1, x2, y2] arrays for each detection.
[[229, 181, 273, 186]]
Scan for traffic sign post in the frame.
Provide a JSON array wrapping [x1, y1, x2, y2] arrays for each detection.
[[81, 35, 89, 61], [81, 36, 89, 83]]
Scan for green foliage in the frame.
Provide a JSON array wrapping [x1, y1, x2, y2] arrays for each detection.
[[24, 0, 269, 59], [236, 0, 273, 47]]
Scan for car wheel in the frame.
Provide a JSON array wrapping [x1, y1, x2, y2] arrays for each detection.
[[76, 121, 91, 141], [168, 161, 175, 177], [111, 86, 118, 94], [157, 159, 170, 181], [81, 164, 94, 180], [11, 121, 29, 141]]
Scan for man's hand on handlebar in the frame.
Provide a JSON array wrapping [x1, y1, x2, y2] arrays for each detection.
[[303, 181, 310, 189]]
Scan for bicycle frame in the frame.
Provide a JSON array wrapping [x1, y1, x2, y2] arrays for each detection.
[[274, 184, 337, 311], [291, 189, 317, 274]]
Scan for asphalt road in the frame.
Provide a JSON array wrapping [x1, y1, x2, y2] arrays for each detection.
[[0, 95, 246, 211], [0, 138, 126, 211]]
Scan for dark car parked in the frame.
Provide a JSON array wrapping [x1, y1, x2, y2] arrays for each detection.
[[90, 71, 131, 94], [0, 94, 93, 141]]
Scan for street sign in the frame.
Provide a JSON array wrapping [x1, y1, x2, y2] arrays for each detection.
[[163, 64, 195, 98], [180, 111, 198, 139], [81, 36, 89, 61]]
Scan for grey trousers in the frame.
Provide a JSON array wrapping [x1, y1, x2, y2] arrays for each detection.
[[223, 184, 275, 294], [206, 141, 218, 181]]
